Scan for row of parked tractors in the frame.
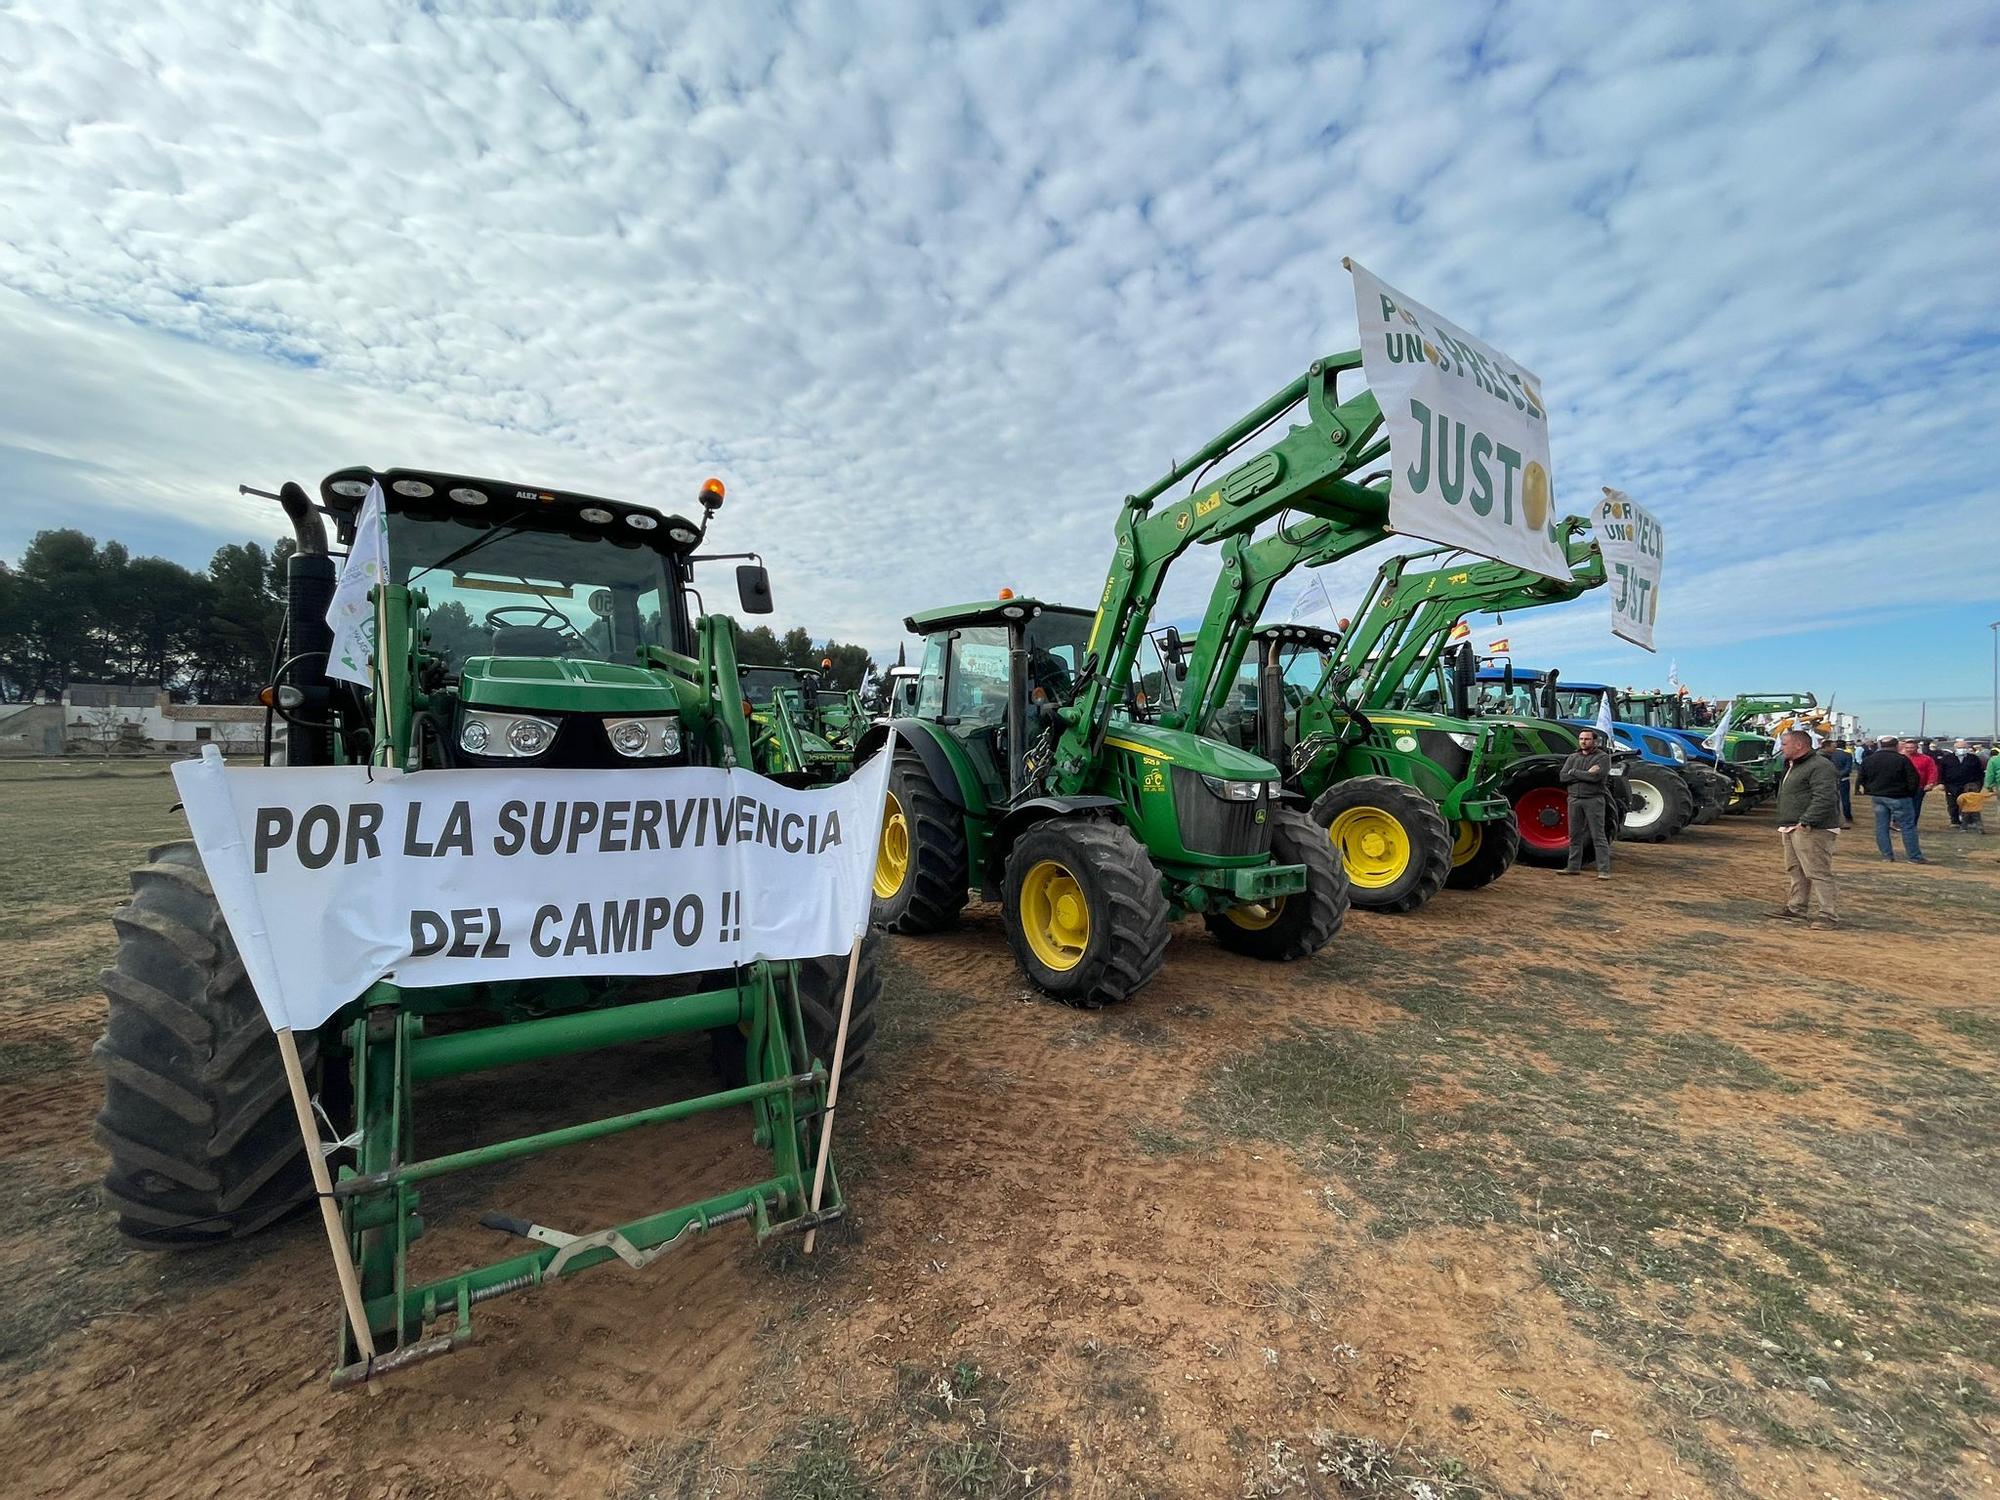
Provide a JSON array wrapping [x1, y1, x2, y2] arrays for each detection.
[[91, 353, 1799, 1379]]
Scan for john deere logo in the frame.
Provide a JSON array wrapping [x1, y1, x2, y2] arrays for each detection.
[[1176, 511, 1191, 531], [1395, 734, 1418, 752]]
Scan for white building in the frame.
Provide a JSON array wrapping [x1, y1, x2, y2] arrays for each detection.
[[58, 684, 277, 756]]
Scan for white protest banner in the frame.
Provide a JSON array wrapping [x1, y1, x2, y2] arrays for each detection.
[[1346, 260, 1569, 581], [326, 481, 389, 687], [171, 747, 894, 1033], [1593, 486, 1665, 652]]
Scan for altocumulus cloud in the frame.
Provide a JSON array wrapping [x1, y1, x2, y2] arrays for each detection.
[[1, 0, 1995, 670]]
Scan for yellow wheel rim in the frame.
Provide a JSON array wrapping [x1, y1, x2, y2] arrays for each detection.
[[873, 791, 909, 899], [1451, 819, 1480, 867], [1225, 897, 1286, 930], [1326, 806, 1412, 889], [1019, 859, 1090, 971]]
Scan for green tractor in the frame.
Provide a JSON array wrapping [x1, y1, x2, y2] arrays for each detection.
[[739, 663, 861, 783], [1143, 507, 1527, 914], [864, 353, 1443, 1004], [94, 468, 879, 1381], [1313, 529, 1690, 867]]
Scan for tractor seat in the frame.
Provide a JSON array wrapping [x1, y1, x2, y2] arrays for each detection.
[[490, 626, 571, 657]]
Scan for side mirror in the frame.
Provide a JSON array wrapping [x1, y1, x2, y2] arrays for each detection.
[[1450, 642, 1475, 720], [735, 564, 773, 615]]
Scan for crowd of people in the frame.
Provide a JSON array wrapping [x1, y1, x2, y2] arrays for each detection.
[[1772, 731, 1994, 928]]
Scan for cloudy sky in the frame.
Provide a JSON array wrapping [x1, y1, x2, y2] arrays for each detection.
[[3, 1, 1995, 733]]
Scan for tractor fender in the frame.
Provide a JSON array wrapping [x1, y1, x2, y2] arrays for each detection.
[[988, 796, 1125, 881], [853, 721, 967, 812]]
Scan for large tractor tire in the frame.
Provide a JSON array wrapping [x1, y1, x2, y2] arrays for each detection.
[[1308, 777, 1450, 914], [1500, 763, 1572, 867], [715, 930, 883, 1085], [1685, 769, 1728, 826], [1002, 819, 1170, 1007], [1444, 811, 1520, 891], [1618, 764, 1693, 843], [93, 842, 315, 1247], [871, 749, 968, 934], [1205, 808, 1350, 960]]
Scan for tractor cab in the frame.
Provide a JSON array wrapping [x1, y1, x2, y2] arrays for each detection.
[[312, 467, 772, 770], [903, 596, 1100, 802]]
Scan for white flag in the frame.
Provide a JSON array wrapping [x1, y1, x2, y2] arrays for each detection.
[[1703, 698, 1736, 754], [1592, 487, 1665, 652], [326, 481, 390, 687], [1667, 659, 1682, 690], [1347, 259, 1569, 581], [1594, 693, 1616, 745], [1287, 571, 1338, 624]]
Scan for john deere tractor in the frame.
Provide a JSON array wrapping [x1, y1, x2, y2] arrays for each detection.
[[863, 354, 1465, 1004], [739, 663, 860, 783], [1288, 522, 1648, 868], [94, 468, 878, 1382], [1143, 506, 1526, 914]]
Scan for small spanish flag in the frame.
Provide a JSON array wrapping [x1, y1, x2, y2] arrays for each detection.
[[1448, 620, 1471, 643], [1487, 638, 1510, 654]]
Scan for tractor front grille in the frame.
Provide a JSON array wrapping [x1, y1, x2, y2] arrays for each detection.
[[1173, 767, 1274, 859], [1415, 729, 1472, 782]]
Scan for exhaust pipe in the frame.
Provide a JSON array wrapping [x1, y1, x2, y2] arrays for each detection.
[[277, 482, 336, 766]]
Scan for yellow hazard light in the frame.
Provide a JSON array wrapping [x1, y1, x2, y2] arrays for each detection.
[[700, 477, 726, 506], [997, 587, 1015, 600]]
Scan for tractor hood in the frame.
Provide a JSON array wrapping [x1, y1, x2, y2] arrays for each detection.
[[1102, 717, 1280, 780], [458, 656, 681, 716]]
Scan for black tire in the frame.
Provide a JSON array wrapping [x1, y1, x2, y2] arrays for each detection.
[[1204, 808, 1349, 960], [1723, 767, 1756, 814], [1618, 764, 1693, 842], [1307, 776, 1450, 914], [93, 842, 315, 1248], [1685, 769, 1727, 826], [1499, 760, 1572, 868], [1444, 811, 1520, 890], [713, 930, 882, 1085], [1002, 819, 1170, 1007], [871, 750, 969, 935]]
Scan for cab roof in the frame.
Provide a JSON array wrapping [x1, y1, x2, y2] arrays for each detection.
[[903, 597, 1092, 634], [319, 467, 701, 553]]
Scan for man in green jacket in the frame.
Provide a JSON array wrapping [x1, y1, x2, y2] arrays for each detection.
[[1772, 728, 1842, 927]]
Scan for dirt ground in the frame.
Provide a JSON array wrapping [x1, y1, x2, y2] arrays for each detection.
[[0, 761, 1995, 1500]]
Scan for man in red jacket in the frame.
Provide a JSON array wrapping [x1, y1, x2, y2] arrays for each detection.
[[1904, 739, 1939, 824]]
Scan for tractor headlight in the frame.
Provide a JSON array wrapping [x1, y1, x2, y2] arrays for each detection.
[[605, 715, 682, 758], [1668, 740, 1686, 762], [1446, 731, 1479, 751], [459, 711, 558, 759], [508, 716, 555, 755], [1200, 774, 1265, 802]]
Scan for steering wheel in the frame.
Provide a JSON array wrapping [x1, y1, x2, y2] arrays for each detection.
[[484, 605, 588, 648]]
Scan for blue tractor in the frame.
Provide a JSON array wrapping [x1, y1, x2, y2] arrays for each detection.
[[1474, 668, 1729, 842]]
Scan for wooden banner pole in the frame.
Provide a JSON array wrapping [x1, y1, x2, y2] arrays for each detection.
[[802, 932, 863, 1255], [274, 1026, 378, 1366]]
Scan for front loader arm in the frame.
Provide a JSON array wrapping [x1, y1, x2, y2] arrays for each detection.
[[1163, 487, 1391, 737], [1049, 352, 1390, 795], [1338, 517, 1604, 712]]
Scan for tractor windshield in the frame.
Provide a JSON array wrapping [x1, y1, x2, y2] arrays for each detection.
[[388, 511, 681, 676], [1550, 687, 1608, 720], [740, 667, 805, 707]]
